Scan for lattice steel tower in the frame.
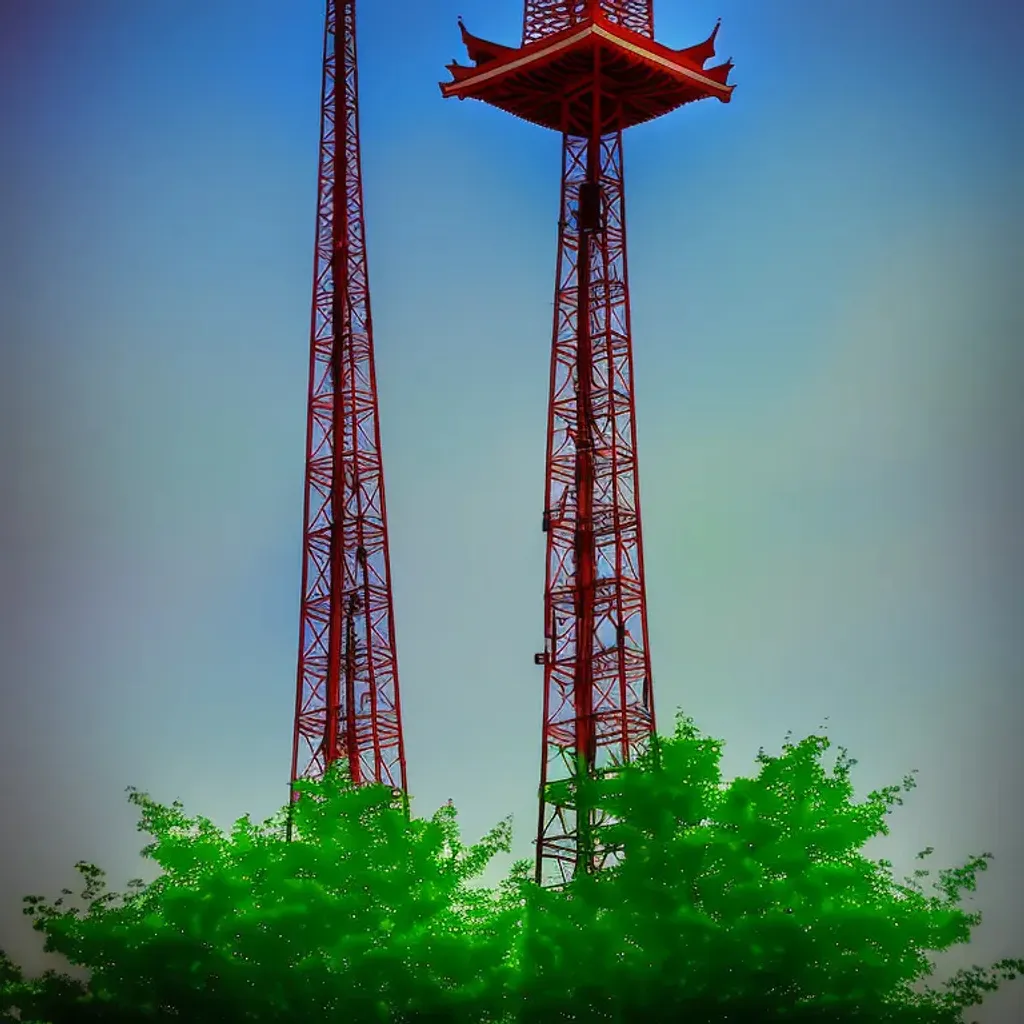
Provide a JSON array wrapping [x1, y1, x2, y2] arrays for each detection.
[[290, 0, 407, 800], [441, 0, 732, 884]]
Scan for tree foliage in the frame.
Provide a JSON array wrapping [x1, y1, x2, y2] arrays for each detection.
[[4, 766, 518, 1023], [2, 717, 1020, 1023], [515, 714, 1022, 1022]]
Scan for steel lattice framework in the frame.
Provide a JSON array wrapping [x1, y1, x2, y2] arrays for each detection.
[[523, 0, 652, 43], [524, 0, 658, 886], [290, 0, 407, 800], [534, 126, 654, 886], [441, 0, 731, 885]]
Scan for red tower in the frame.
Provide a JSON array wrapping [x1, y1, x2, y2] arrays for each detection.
[[290, 0, 407, 799], [441, 1, 732, 885]]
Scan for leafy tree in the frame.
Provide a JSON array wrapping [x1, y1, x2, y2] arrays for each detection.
[[3, 718, 1020, 1023], [4, 764, 518, 1023], [514, 712, 1022, 1022]]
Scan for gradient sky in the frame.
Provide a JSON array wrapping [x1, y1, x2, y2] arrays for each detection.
[[1, 1, 1022, 1018]]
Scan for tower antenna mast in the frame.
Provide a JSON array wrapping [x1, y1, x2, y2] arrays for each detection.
[[441, 0, 732, 884], [290, 0, 408, 815]]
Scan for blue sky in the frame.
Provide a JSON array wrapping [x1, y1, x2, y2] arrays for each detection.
[[1, 1, 1022, 1017]]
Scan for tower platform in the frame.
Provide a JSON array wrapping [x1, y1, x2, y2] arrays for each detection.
[[440, 14, 733, 135]]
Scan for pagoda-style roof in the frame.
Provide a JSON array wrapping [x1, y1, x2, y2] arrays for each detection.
[[440, 15, 733, 135]]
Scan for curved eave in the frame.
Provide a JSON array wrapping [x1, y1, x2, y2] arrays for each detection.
[[457, 18, 516, 65], [676, 19, 721, 67], [439, 21, 733, 106]]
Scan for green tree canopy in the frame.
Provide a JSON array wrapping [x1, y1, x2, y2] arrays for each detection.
[[2, 715, 1020, 1022], [517, 714, 1022, 1022], [5, 767, 518, 1023]]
